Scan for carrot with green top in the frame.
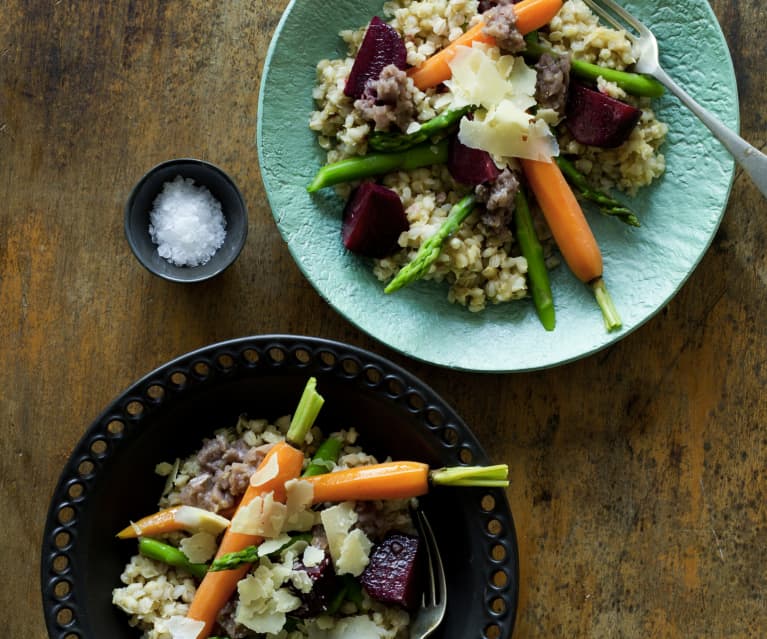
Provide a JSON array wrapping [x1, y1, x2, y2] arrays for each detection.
[[304, 461, 509, 503], [520, 158, 621, 331], [186, 440, 305, 639], [186, 377, 325, 639], [408, 0, 564, 90]]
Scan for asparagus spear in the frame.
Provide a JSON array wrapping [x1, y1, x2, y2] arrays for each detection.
[[384, 194, 476, 294], [138, 537, 208, 580], [524, 39, 665, 98], [514, 189, 555, 331], [209, 533, 312, 572], [307, 138, 449, 192], [302, 436, 343, 477], [368, 105, 475, 152], [556, 156, 640, 227]]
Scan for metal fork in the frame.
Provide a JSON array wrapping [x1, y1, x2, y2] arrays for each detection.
[[410, 508, 447, 639], [582, 0, 767, 199]]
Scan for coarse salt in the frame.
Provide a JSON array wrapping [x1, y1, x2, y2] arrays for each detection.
[[149, 175, 227, 267]]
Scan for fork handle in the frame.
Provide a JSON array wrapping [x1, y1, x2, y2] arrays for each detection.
[[653, 66, 767, 199]]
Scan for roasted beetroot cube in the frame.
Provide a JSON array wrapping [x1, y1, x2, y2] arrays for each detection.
[[360, 532, 422, 610], [344, 17, 407, 99], [291, 550, 339, 618], [565, 81, 642, 148], [448, 134, 501, 185], [342, 182, 408, 258]]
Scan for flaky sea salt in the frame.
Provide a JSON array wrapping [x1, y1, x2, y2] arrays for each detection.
[[149, 175, 227, 267]]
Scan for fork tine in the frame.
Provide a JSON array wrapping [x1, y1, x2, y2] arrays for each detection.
[[581, 0, 631, 35], [417, 509, 446, 606]]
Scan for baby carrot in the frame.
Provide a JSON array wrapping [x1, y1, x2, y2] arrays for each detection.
[[116, 505, 230, 539], [304, 461, 509, 503], [186, 441, 305, 639], [520, 158, 621, 331], [408, 0, 563, 90]]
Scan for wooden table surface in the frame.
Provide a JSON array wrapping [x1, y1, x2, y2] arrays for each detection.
[[3, 1, 766, 637]]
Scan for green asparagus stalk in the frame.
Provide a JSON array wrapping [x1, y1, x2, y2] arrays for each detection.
[[138, 537, 208, 580], [286, 377, 325, 446], [302, 436, 343, 477], [209, 533, 312, 572], [524, 39, 665, 98], [368, 105, 475, 152], [556, 156, 640, 227], [514, 189, 555, 331], [384, 194, 476, 294], [307, 139, 449, 192]]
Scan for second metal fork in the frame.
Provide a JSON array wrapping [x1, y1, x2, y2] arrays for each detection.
[[583, 0, 767, 199], [410, 508, 447, 639]]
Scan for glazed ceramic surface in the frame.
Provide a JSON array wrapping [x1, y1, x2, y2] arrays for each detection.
[[257, 0, 738, 372], [41, 336, 519, 639]]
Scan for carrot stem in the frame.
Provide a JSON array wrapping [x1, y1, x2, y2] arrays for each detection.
[[286, 376, 325, 446], [591, 277, 622, 331], [408, 0, 564, 90]]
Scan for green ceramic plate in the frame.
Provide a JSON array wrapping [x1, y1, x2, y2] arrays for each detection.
[[257, 0, 738, 372]]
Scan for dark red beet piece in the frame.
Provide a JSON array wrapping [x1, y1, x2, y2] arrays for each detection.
[[344, 17, 407, 99], [360, 532, 422, 610], [291, 551, 339, 618], [448, 134, 501, 186], [342, 182, 408, 258], [565, 81, 642, 148]]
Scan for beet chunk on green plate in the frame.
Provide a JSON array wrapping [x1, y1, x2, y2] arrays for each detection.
[[360, 532, 423, 609]]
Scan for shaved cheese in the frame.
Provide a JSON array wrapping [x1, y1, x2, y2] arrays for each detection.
[[327, 614, 391, 638], [230, 492, 287, 538], [302, 544, 325, 568], [320, 502, 358, 565], [445, 42, 557, 162], [165, 615, 204, 639], [459, 105, 559, 161], [236, 560, 301, 634], [257, 534, 292, 557], [249, 451, 280, 488], [172, 506, 230, 535], [282, 479, 316, 532], [179, 532, 218, 564], [445, 45, 536, 113], [335, 528, 373, 576]]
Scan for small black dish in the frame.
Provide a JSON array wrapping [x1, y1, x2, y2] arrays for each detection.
[[124, 158, 248, 283], [41, 335, 519, 639]]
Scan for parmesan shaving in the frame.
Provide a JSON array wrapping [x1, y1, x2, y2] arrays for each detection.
[[172, 505, 230, 535], [230, 492, 287, 537], [445, 43, 558, 162], [165, 615, 204, 639], [179, 532, 218, 564], [249, 451, 280, 488]]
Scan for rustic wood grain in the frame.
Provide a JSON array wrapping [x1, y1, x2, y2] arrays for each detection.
[[2, 1, 766, 637]]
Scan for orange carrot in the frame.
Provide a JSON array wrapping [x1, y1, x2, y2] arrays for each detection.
[[186, 441, 305, 639], [306, 461, 431, 502], [116, 505, 230, 539], [408, 0, 564, 90], [520, 158, 621, 330], [305, 461, 510, 503]]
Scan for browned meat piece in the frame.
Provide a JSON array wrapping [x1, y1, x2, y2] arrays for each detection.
[[475, 168, 520, 234], [354, 64, 416, 131], [178, 433, 268, 512], [535, 53, 572, 116], [482, 2, 526, 53]]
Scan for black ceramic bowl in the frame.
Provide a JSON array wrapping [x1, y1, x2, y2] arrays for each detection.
[[41, 336, 519, 638], [124, 158, 248, 283]]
